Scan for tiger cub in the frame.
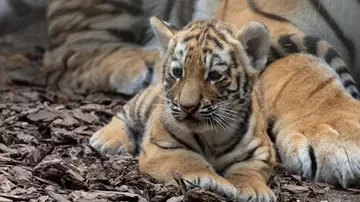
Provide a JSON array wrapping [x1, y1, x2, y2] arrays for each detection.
[[91, 17, 276, 201]]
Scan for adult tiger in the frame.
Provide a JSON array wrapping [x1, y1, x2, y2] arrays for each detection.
[[2, 0, 360, 94]]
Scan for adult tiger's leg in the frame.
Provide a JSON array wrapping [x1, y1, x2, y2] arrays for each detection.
[[44, 0, 162, 95], [259, 54, 360, 188]]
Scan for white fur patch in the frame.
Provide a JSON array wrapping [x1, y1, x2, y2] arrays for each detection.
[[108, 68, 150, 95], [192, 0, 222, 20]]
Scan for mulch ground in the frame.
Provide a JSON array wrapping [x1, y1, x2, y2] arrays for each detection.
[[1, 47, 360, 202]]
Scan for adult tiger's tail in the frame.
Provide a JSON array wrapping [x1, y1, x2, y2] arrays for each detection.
[[268, 33, 360, 100]]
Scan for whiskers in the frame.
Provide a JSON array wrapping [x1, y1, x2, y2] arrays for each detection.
[[201, 105, 240, 132]]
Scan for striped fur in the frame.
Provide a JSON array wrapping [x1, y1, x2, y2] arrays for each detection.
[[3, 0, 360, 190], [3, 0, 360, 98], [215, 0, 359, 99], [2, 0, 360, 96], [269, 34, 359, 99], [215, 0, 360, 188], [258, 54, 360, 188], [91, 17, 276, 201]]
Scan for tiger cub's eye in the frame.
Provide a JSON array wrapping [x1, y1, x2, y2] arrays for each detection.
[[208, 71, 223, 82], [172, 67, 183, 79]]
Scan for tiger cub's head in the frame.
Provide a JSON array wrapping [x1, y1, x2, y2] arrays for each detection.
[[150, 17, 271, 130]]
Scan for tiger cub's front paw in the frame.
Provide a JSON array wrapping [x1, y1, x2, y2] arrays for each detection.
[[89, 116, 134, 155], [236, 181, 276, 202], [173, 174, 240, 201]]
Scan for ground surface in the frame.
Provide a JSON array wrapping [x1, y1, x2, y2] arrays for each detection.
[[1, 46, 360, 202]]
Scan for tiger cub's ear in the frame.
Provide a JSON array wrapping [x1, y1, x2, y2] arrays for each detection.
[[235, 22, 271, 73], [150, 16, 179, 51]]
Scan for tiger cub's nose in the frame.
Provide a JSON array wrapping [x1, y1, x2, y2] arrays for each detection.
[[180, 103, 201, 114]]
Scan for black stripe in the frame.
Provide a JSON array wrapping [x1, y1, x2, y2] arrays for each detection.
[[324, 47, 340, 64], [142, 62, 154, 87], [230, 50, 238, 68], [278, 35, 299, 53], [335, 66, 349, 75], [171, 57, 179, 62], [266, 118, 276, 143], [247, 0, 292, 23], [209, 24, 230, 44], [308, 145, 317, 179], [128, 123, 143, 155], [107, 29, 137, 43], [343, 80, 357, 88], [308, 0, 356, 66], [209, 54, 221, 68], [202, 47, 213, 55], [227, 74, 240, 93], [303, 36, 320, 55], [129, 93, 142, 119], [182, 35, 200, 42], [164, 123, 197, 152], [193, 133, 206, 155], [207, 35, 224, 49], [219, 145, 258, 175], [106, 0, 144, 16], [144, 95, 159, 121], [150, 137, 183, 150], [114, 113, 139, 155], [267, 46, 283, 64], [215, 103, 252, 158], [242, 72, 251, 95], [136, 89, 150, 121], [351, 92, 359, 100], [242, 146, 259, 162]]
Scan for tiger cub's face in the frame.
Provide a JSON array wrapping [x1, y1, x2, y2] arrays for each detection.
[[151, 17, 271, 130]]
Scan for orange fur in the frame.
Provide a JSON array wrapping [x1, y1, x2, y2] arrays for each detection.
[[257, 54, 360, 187], [43, 0, 161, 95], [91, 18, 277, 201], [77, 0, 360, 191]]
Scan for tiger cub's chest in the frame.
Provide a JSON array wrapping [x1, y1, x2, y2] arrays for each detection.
[[192, 125, 256, 173]]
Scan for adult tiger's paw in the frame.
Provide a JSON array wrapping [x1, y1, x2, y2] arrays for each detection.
[[172, 174, 240, 201], [89, 116, 134, 155], [107, 49, 161, 95], [44, 47, 161, 95], [275, 99, 360, 188]]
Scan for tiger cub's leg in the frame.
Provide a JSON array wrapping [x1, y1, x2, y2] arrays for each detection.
[[90, 83, 162, 155], [221, 94, 276, 202], [260, 54, 360, 188], [139, 117, 240, 201], [44, 0, 162, 95]]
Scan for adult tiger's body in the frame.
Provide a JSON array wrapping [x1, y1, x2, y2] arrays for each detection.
[[2, 0, 360, 93]]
